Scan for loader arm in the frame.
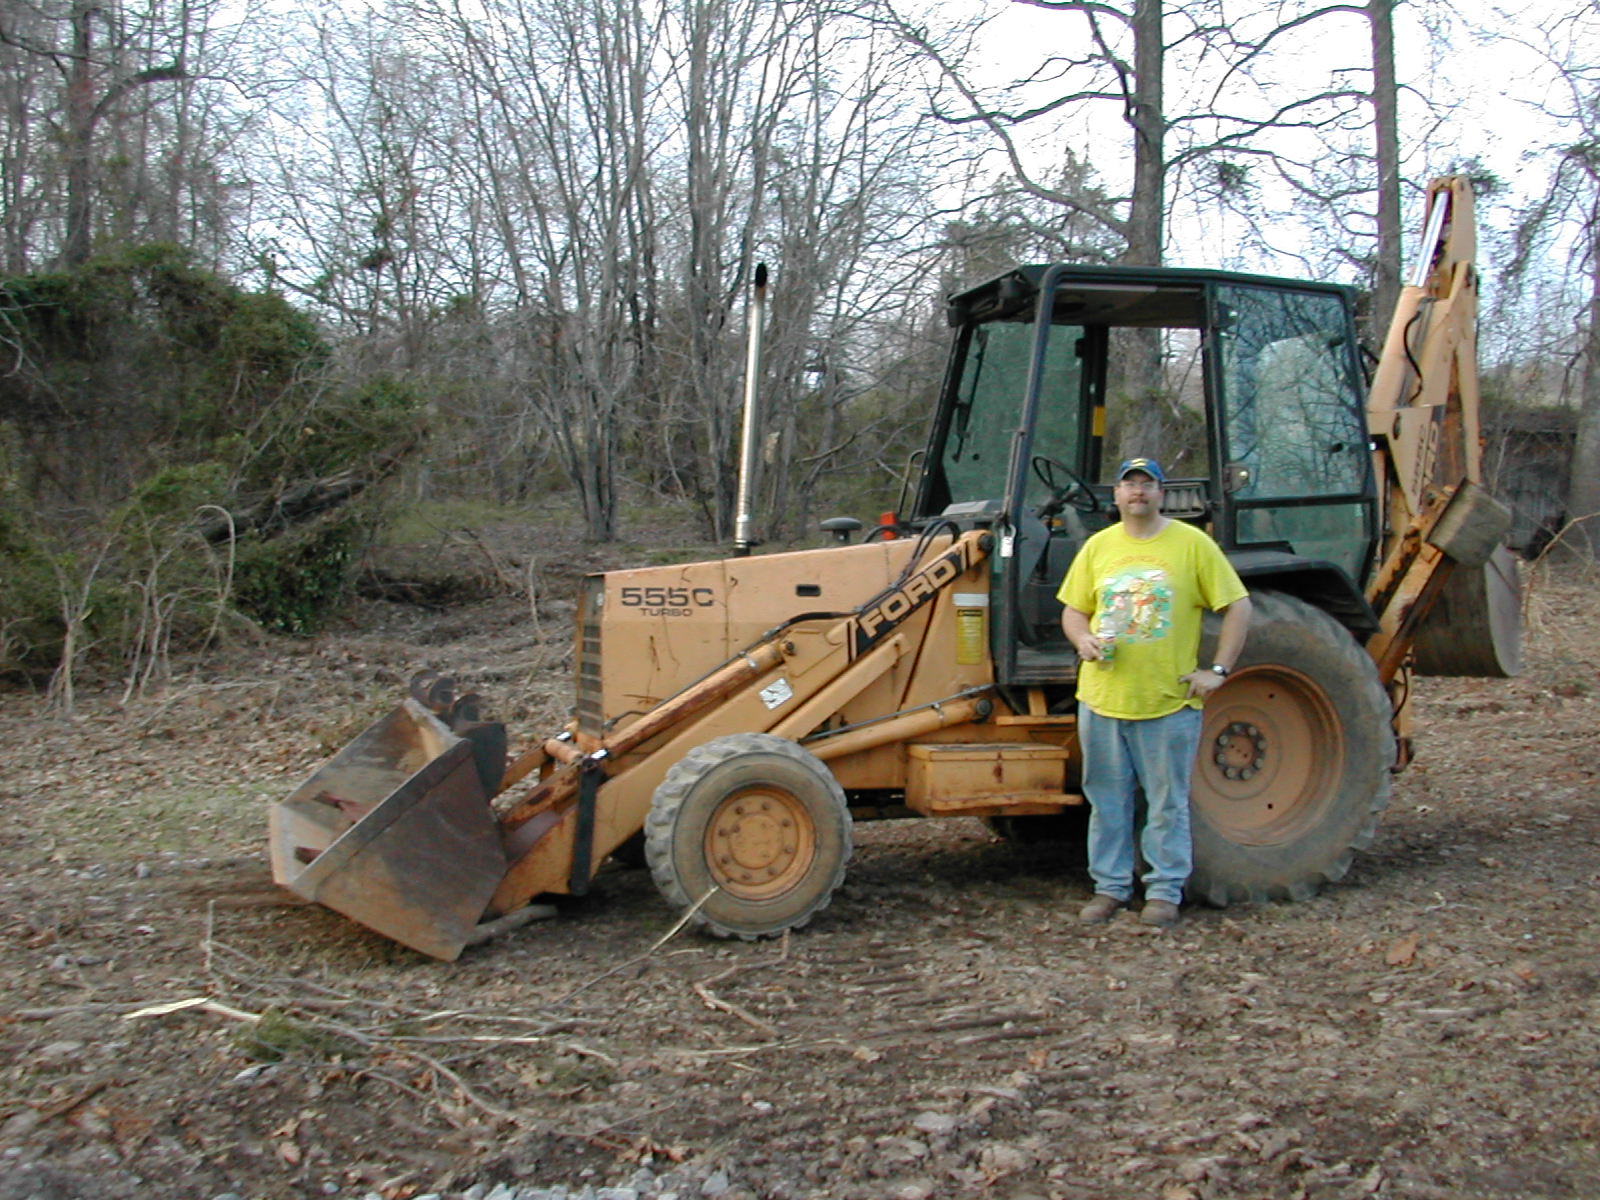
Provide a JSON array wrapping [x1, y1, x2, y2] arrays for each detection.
[[488, 528, 995, 915]]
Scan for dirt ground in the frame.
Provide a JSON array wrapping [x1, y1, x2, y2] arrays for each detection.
[[2, 534, 1598, 1200]]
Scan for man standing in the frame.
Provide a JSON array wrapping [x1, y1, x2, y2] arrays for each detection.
[[1057, 458, 1252, 928]]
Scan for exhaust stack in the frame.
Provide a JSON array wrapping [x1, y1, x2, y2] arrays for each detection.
[[733, 262, 768, 557]]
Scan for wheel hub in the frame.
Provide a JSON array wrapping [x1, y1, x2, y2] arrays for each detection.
[[705, 786, 816, 900], [1213, 721, 1268, 782], [1193, 665, 1343, 845]]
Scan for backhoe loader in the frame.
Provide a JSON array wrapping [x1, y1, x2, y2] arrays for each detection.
[[270, 176, 1520, 960]]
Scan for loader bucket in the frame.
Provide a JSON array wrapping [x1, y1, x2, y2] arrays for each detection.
[[269, 699, 509, 961]]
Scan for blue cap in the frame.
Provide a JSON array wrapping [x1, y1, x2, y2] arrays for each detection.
[[1117, 457, 1165, 484]]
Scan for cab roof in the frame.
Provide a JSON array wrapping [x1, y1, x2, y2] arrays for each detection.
[[945, 263, 1358, 329]]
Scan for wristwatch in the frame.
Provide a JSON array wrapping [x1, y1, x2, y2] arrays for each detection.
[[1209, 663, 1230, 677]]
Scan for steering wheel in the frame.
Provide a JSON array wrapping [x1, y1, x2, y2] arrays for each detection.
[[1031, 455, 1100, 517]]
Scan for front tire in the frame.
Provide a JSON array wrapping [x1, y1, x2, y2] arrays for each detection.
[[1188, 591, 1394, 906], [645, 733, 852, 939]]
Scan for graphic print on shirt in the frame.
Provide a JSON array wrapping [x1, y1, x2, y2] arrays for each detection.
[[1093, 567, 1173, 647]]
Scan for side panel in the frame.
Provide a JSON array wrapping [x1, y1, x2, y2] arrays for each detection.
[[819, 549, 1001, 790], [582, 540, 922, 738]]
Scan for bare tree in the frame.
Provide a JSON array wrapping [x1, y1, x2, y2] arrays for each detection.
[[1496, 4, 1600, 558], [660, 0, 951, 539], [868, 0, 1239, 444], [1367, 0, 1402, 339], [880, 0, 1447, 355], [255, 0, 952, 542], [0, 0, 269, 271], [1201, 0, 1426, 341]]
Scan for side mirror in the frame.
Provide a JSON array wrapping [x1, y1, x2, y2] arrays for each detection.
[[819, 516, 864, 545]]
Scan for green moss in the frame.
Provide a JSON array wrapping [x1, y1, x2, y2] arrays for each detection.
[[236, 1009, 365, 1064]]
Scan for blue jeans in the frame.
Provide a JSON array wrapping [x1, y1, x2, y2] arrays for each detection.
[[1078, 704, 1204, 905]]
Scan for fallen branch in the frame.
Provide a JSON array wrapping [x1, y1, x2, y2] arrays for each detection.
[[463, 902, 558, 946], [35, 1078, 118, 1122], [17, 1003, 159, 1020], [122, 995, 262, 1023], [549, 886, 722, 1008], [688, 931, 791, 1040], [692, 981, 780, 1039], [387, 1033, 619, 1067], [195, 441, 418, 545]]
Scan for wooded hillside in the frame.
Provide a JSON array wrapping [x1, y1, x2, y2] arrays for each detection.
[[2, 0, 1596, 693]]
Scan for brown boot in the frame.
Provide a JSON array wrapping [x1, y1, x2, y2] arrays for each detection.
[[1078, 894, 1124, 924], [1139, 898, 1180, 928]]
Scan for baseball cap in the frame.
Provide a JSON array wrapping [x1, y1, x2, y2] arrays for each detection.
[[1117, 457, 1166, 484]]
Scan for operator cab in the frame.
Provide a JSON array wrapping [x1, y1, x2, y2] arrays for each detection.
[[906, 263, 1379, 698]]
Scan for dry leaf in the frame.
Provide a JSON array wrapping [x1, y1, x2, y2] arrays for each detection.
[[1385, 933, 1419, 967]]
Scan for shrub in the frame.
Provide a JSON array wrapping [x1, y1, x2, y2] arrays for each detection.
[[0, 249, 426, 686]]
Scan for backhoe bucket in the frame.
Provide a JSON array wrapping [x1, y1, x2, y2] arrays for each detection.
[[269, 699, 508, 961]]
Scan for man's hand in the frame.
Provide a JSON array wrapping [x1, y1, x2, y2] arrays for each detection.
[[1073, 635, 1107, 661], [1060, 606, 1104, 660], [1185, 597, 1253, 699], [1182, 668, 1227, 700]]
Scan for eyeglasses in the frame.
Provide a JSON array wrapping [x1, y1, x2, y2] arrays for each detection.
[[1116, 478, 1160, 491]]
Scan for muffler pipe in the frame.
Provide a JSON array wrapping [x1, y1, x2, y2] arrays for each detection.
[[733, 262, 767, 558]]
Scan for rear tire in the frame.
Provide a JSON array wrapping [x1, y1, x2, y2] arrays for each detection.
[[1187, 591, 1393, 906], [645, 733, 852, 939]]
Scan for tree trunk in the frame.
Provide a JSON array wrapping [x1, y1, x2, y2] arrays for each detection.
[[1123, 0, 1164, 269], [1111, 0, 1166, 450], [64, 0, 98, 267], [1570, 228, 1600, 559], [1368, 0, 1402, 345]]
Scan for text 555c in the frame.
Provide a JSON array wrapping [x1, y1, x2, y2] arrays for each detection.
[[618, 586, 716, 608]]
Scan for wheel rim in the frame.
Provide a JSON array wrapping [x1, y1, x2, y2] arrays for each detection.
[[1193, 665, 1345, 845], [703, 784, 818, 900]]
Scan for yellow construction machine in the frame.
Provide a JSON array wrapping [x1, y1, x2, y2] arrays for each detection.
[[270, 176, 1519, 960]]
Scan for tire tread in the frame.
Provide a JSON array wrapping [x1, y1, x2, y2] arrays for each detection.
[[645, 733, 851, 939]]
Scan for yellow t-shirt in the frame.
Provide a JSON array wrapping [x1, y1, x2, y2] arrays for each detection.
[[1057, 520, 1248, 720]]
